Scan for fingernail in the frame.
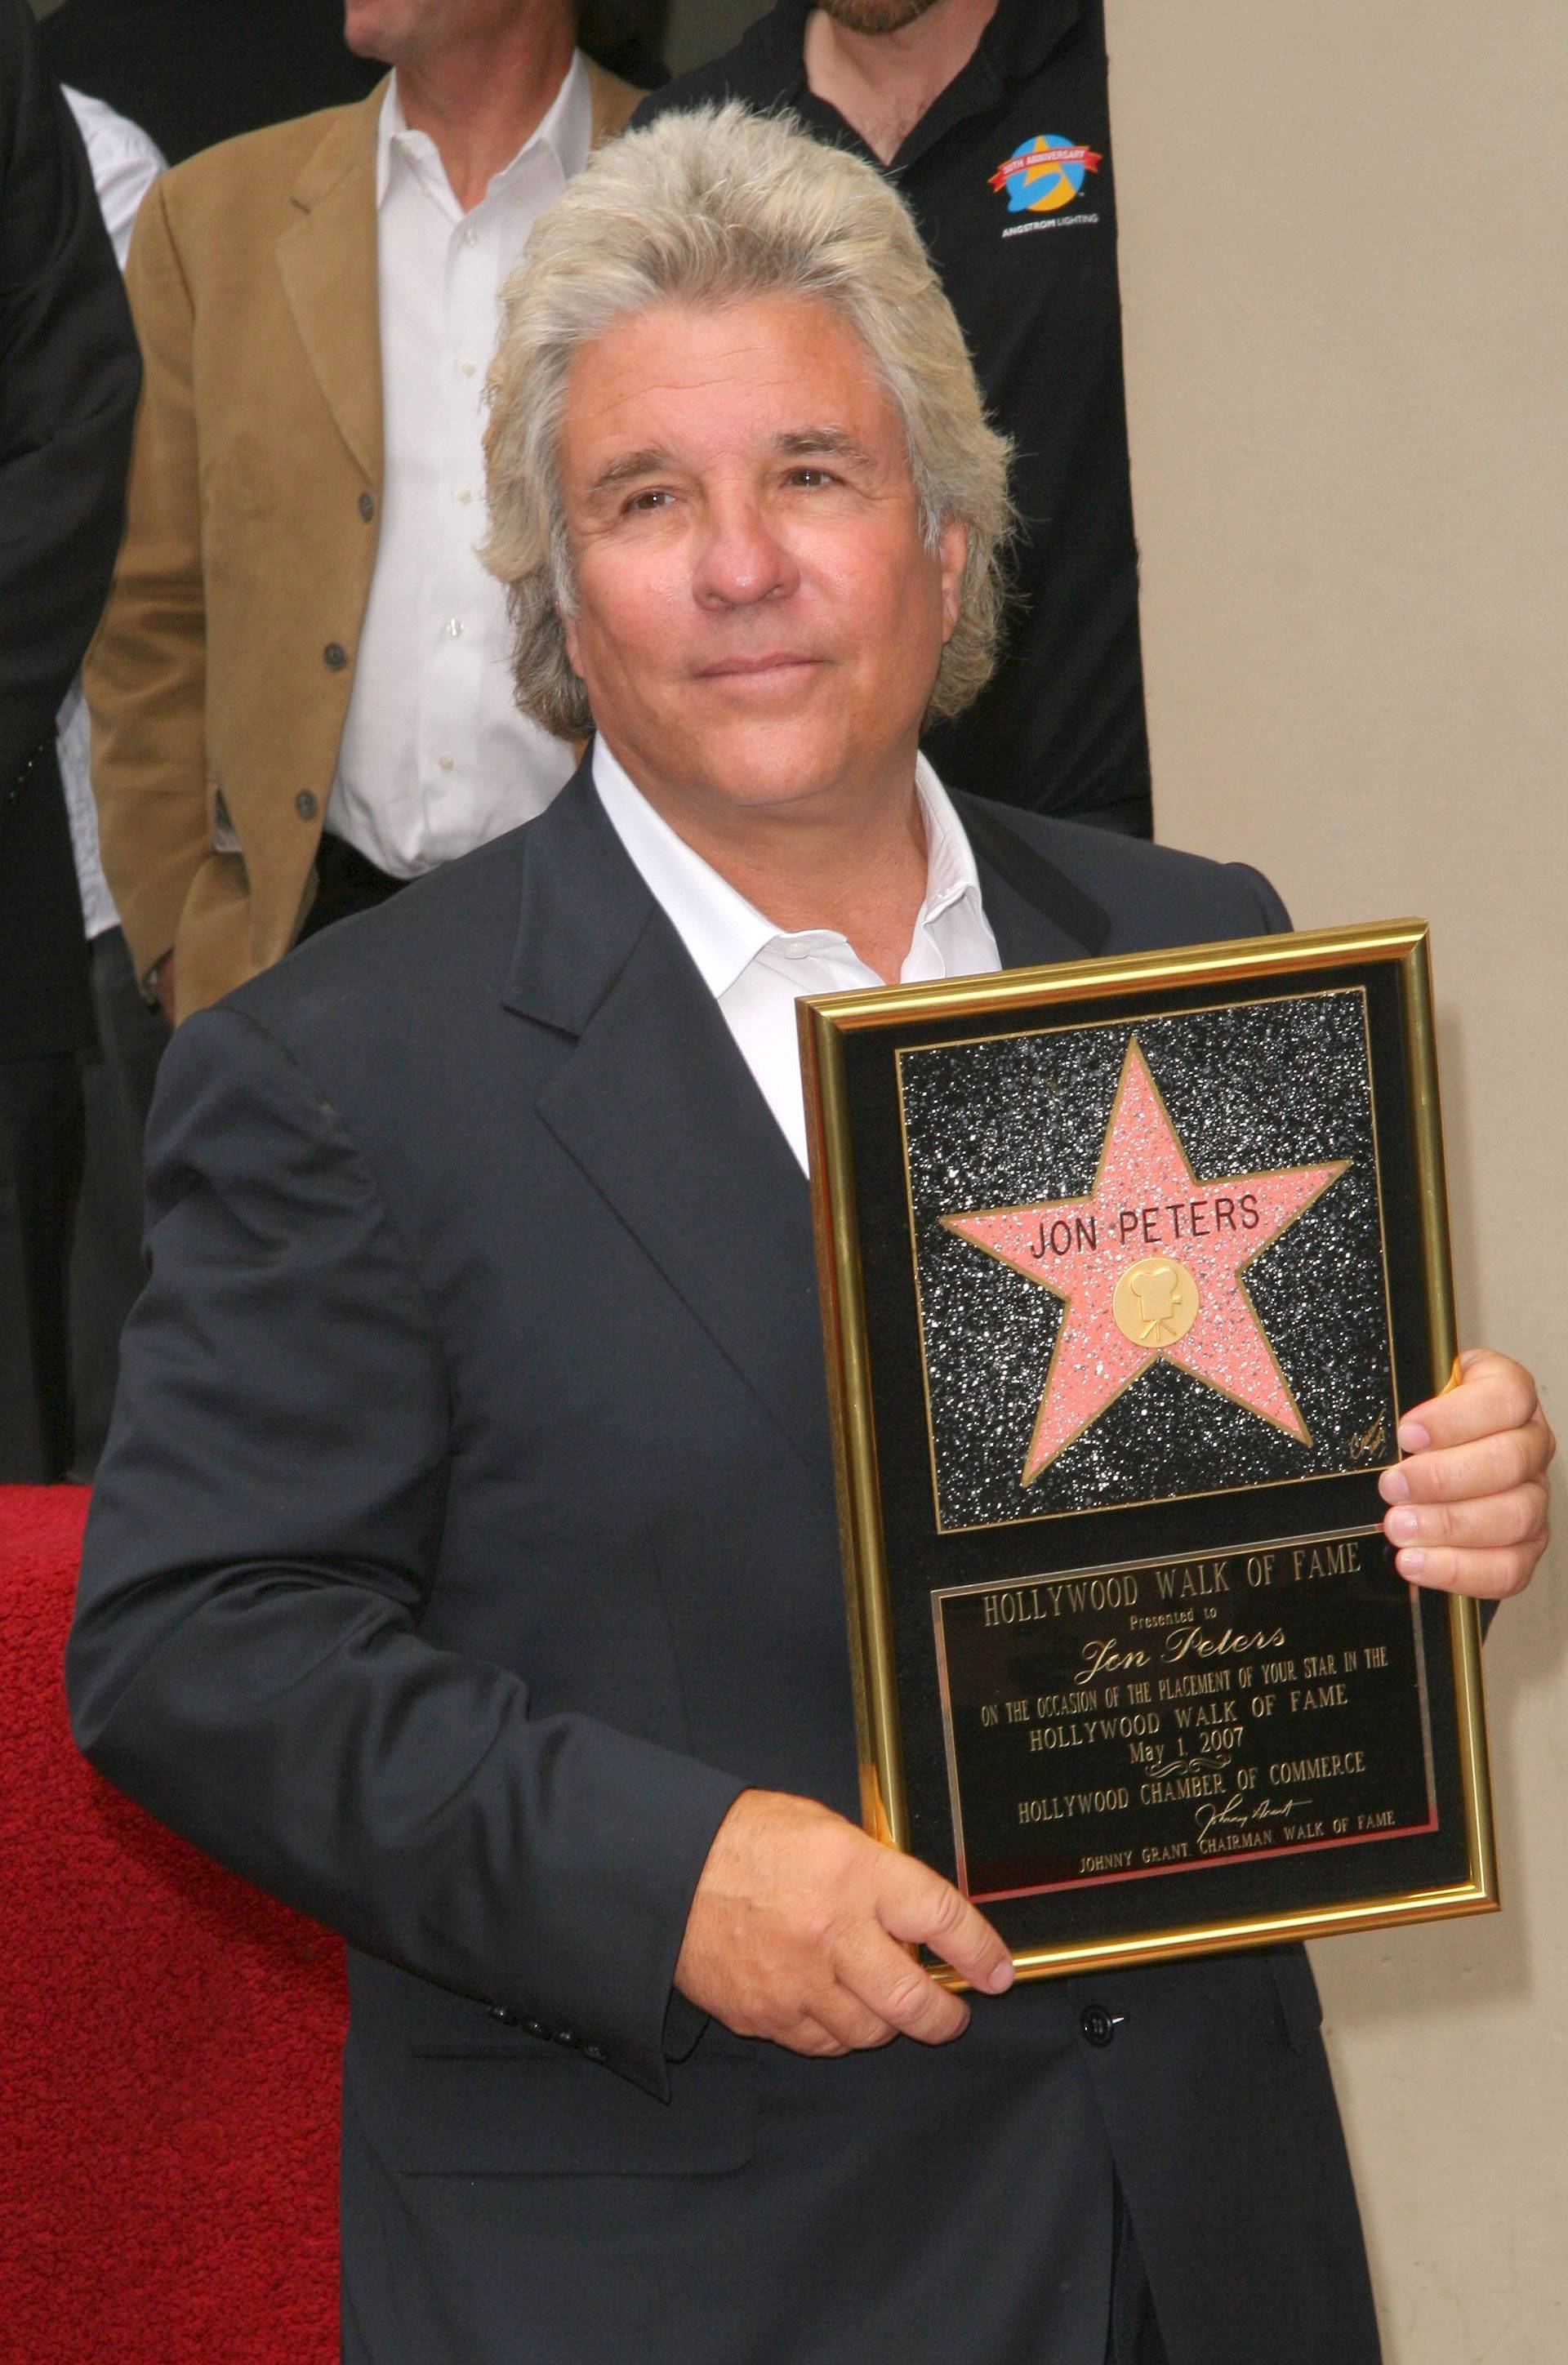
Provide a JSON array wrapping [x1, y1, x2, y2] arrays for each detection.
[[1385, 1507, 1419, 1543], [1379, 1466, 1411, 1503], [1398, 1420, 1432, 1454], [1396, 1548, 1426, 1579], [987, 1960, 1015, 1993]]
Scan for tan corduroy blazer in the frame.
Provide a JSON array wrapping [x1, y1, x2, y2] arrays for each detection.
[[87, 65, 640, 1020]]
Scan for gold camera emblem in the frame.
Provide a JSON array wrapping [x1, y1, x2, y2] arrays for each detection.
[[1111, 1256, 1200, 1349]]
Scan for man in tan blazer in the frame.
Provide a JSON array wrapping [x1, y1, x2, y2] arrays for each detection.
[[88, 1, 640, 1022]]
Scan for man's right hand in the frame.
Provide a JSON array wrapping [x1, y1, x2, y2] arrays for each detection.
[[674, 1788, 1013, 2057]]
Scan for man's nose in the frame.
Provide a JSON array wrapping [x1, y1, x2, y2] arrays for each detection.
[[691, 493, 800, 609]]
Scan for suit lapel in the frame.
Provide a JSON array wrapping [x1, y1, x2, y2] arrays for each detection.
[[270, 65, 633, 498], [956, 794, 1111, 969], [274, 87, 385, 491], [505, 772, 826, 1475], [501, 777, 1111, 1473]]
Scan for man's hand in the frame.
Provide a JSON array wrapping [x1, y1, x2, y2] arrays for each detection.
[[675, 1788, 1013, 2056], [1379, 1348, 1553, 1597]]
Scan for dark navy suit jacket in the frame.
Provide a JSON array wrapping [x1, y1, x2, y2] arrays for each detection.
[[69, 767, 1380, 2365]]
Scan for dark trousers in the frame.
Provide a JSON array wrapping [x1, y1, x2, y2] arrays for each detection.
[[67, 929, 170, 1475], [298, 831, 408, 942], [0, 1049, 84, 1480], [2, 931, 171, 1481]]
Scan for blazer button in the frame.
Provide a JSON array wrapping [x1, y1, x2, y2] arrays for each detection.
[[1080, 2003, 1116, 2048], [581, 2042, 605, 2063], [553, 2028, 581, 2048], [487, 2005, 520, 2026], [294, 790, 318, 820], [523, 2019, 550, 2041], [323, 641, 348, 670], [358, 490, 376, 521]]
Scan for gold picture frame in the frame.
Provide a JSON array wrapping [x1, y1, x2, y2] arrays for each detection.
[[800, 920, 1496, 1984]]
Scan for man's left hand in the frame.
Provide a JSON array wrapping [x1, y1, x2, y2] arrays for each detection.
[[1378, 1348, 1554, 1597]]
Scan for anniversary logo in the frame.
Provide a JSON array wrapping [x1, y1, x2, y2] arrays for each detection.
[[800, 924, 1494, 1977], [988, 131, 1102, 218]]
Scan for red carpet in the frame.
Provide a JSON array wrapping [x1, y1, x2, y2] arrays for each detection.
[[1, 1487, 345, 2364]]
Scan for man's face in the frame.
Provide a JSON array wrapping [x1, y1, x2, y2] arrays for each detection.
[[817, 0, 947, 33], [558, 296, 967, 825], [343, 0, 544, 65]]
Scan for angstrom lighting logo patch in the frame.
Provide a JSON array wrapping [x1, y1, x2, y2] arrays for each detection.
[[989, 131, 1102, 219]]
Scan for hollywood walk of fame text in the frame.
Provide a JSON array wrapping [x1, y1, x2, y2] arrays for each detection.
[[933, 1525, 1437, 1904]]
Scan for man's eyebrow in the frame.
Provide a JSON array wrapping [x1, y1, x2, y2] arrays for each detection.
[[584, 447, 679, 498], [773, 426, 875, 465], [582, 426, 875, 501]]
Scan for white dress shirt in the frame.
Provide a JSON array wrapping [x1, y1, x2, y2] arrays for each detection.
[[327, 61, 590, 879], [57, 88, 166, 938], [592, 740, 1001, 1172]]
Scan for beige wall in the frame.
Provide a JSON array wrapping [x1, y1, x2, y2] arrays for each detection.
[[1107, 5, 1567, 2357]]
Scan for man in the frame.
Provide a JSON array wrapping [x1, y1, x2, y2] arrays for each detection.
[[55, 83, 169, 1474], [0, 0, 140, 1478], [38, 0, 382, 167], [39, 0, 665, 158], [86, 1, 642, 1024], [69, 108, 1553, 2365], [635, 1, 1153, 836]]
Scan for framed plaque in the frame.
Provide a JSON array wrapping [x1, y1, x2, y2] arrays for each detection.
[[800, 920, 1496, 1983]]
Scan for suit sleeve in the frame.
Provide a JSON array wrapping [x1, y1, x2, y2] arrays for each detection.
[[0, 0, 140, 787], [82, 171, 212, 982], [66, 1004, 746, 2099], [1227, 862, 1293, 934]]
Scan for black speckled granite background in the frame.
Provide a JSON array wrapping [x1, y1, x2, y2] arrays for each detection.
[[899, 991, 1397, 1531]]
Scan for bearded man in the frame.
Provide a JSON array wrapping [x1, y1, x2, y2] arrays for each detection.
[[636, 1, 1153, 840]]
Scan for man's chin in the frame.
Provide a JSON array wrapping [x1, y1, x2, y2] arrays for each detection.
[[666, 707, 856, 802], [341, 2, 403, 64]]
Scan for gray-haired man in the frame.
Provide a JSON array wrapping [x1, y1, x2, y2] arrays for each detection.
[[70, 105, 1553, 2365]]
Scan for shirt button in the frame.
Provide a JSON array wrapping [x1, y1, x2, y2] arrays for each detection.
[[461, 226, 477, 247], [323, 641, 347, 670], [1080, 2003, 1116, 2048], [456, 488, 473, 504], [445, 617, 465, 638], [358, 490, 376, 522], [459, 358, 477, 376], [437, 753, 454, 771], [294, 790, 318, 820]]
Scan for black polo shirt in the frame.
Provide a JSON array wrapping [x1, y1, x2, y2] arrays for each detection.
[[633, 0, 1150, 835]]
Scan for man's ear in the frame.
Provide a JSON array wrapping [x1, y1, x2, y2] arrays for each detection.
[[562, 609, 585, 679], [938, 519, 969, 642]]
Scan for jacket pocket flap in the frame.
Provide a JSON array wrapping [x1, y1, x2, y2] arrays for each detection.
[[381, 2052, 760, 2178]]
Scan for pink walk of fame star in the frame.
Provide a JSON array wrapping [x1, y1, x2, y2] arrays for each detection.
[[941, 1036, 1349, 1484]]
